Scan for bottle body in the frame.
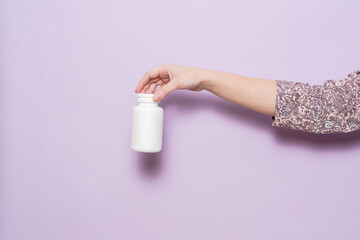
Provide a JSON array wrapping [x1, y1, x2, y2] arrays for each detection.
[[131, 94, 163, 152]]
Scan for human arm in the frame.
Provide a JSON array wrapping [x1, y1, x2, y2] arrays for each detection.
[[203, 68, 360, 134], [135, 63, 360, 134]]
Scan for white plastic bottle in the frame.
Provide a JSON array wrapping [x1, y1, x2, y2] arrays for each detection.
[[131, 93, 163, 152]]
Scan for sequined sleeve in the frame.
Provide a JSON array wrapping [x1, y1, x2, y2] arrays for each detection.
[[271, 70, 360, 134]]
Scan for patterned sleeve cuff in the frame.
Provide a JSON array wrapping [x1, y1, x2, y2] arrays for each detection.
[[271, 70, 360, 134]]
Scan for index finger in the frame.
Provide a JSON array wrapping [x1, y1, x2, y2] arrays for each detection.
[[135, 65, 164, 93]]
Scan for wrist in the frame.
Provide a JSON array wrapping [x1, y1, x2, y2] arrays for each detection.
[[201, 69, 225, 92], [200, 69, 217, 91]]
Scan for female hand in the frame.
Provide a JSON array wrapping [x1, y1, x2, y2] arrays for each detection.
[[135, 63, 211, 102]]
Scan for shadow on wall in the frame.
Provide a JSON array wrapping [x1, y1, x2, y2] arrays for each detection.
[[137, 151, 163, 179], [136, 91, 360, 177]]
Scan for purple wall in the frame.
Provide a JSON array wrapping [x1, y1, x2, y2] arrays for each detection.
[[1, 0, 360, 239]]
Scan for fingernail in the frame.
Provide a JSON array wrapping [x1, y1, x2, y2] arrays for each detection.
[[153, 95, 159, 102]]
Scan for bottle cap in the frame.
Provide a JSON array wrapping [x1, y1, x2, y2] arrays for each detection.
[[136, 93, 159, 103]]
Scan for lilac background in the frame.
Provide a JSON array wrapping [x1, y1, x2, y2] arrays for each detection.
[[1, 0, 360, 239]]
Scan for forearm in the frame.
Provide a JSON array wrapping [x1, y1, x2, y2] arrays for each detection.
[[201, 69, 360, 134], [202, 69, 277, 116]]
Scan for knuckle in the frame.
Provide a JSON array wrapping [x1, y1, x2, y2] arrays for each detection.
[[144, 71, 150, 78]]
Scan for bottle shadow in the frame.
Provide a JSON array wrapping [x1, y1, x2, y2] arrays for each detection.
[[137, 151, 163, 179]]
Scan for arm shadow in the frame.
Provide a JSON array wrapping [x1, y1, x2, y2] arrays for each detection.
[[161, 91, 360, 151]]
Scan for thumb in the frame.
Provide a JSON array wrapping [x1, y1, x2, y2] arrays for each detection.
[[153, 81, 178, 102]]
